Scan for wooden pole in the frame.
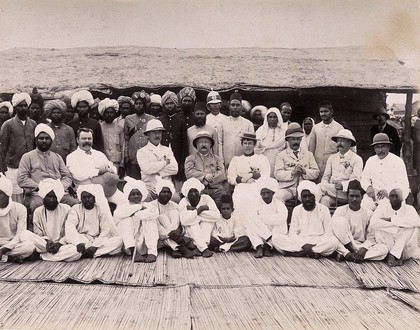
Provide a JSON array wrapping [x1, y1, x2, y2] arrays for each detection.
[[403, 93, 415, 204], [403, 92, 414, 171]]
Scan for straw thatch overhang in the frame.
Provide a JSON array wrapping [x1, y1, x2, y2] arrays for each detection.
[[0, 46, 417, 95]]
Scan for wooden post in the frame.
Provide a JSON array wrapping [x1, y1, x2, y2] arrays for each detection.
[[402, 93, 415, 204], [403, 92, 414, 171]]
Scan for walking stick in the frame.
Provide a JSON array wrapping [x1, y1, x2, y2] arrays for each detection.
[[128, 246, 136, 278]]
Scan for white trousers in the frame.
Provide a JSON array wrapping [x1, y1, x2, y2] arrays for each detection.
[[375, 227, 420, 260], [332, 216, 388, 260], [20, 231, 80, 262]]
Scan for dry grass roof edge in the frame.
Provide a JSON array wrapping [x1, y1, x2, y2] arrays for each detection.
[[0, 45, 418, 94]]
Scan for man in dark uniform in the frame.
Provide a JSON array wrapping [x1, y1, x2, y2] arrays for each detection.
[[370, 106, 401, 156]]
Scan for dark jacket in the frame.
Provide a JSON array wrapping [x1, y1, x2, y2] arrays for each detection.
[[0, 116, 37, 169], [159, 114, 188, 179], [371, 123, 402, 156]]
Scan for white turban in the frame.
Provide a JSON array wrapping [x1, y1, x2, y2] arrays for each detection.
[[11, 93, 31, 107], [35, 123, 55, 140], [297, 180, 321, 202], [155, 176, 175, 196], [257, 177, 278, 194], [70, 90, 95, 109], [77, 184, 106, 204], [0, 101, 13, 115], [98, 98, 119, 116], [390, 188, 404, 201], [38, 178, 65, 201], [150, 94, 162, 105], [181, 178, 204, 197], [0, 174, 13, 197], [123, 177, 149, 202]]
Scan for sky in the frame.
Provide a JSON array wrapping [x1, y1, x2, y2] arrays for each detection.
[[0, 0, 419, 101]]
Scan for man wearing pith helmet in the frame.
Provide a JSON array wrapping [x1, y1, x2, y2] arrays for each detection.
[[274, 123, 319, 202], [137, 119, 178, 200], [319, 129, 363, 207], [185, 131, 226, 205], [361, 133, 409, 211]]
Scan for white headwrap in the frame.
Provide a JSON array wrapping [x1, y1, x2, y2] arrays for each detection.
[[181, 178, 204, 197], [11, 93, 31, 107], [123, 177, 149, 202], [0, 101, 13, 115], [390, 188, 404, 201], [98, 98, 119, 116], [257, 107, 283, 139], [38, 178, 65, 201], [35, 123, 55, 140], [150, 94, 162, 105], [257, 177, 278, 194], [297, 180, 321, 202], [70, 90, 95, 109], [250, 105, 268, 119], [0, 174, 13, 197], [77, 184, 108, 208], [155, 176, 175, 196]]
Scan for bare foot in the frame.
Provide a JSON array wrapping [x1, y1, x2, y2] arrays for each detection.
[[263, 244, 272, 257], [179, 246, 196, 259], [134, 253, 146, 263], [254, 245, 264, 258], [143, 254, 157, 263], [171, 250, 182, 259], [387, 254, 398, 267], [201, 249, 213, 258]]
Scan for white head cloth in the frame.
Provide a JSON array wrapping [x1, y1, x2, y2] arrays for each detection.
[[77, 184, 107, 207], [297, 180, 321, 202], [256, 107, 284, 140], [0, 101, 13, 115], [98, 98, 119, 116], [0, 173, 13, 197], [155, 176, 175, 196], [150, 94, 162, 105], [390, 188, 404, 201], [71, 90, 95, 109], [12, 93, 31, 107], [181, 178, 204, 197], [35, 123, 55, 140], [123, 177, 149, 202], [257, 177, 278, 194], [38, 178, 65, 201]]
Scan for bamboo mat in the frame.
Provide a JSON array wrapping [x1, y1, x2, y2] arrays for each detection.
[[3, 251, 420, 293], [164, 251, 360, 288], [191, 286, 420, 329], [0, 281, 191, 330], [390, 290, 420, 311], [348, 259, 420, 292]]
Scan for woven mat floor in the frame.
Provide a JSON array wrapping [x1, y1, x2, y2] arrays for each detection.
[[1, 281, 419, 329], [0, 251, 360, 288], [348, 258, 420, 293], [191, 286, 420, 329], [0, 281, 191, 330]]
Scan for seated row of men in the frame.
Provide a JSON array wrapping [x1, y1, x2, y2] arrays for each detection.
[[1, 171, 419, 267]]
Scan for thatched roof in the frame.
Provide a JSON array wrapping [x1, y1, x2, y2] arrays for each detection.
[[0, 46, 417, 94]]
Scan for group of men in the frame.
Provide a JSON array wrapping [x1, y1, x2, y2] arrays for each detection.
[[0, 87, 418, 268]]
